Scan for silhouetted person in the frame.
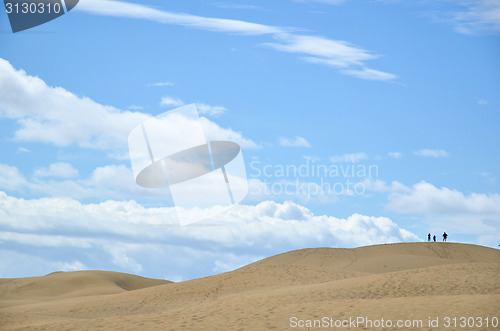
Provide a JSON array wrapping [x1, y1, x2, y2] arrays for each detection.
[[428, 233, 431, 242], [433, 235, 436, 242], [443, 232, 448, 242]]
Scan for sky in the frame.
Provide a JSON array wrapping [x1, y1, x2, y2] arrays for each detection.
[[0, 0, 499, 281]]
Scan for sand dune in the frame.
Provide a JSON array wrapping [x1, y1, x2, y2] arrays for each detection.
[[1, 242, 499, 330], [0, 270, 170, 308]]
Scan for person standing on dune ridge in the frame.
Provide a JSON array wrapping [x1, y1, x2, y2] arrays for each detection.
[[443, 232, 448, 242]]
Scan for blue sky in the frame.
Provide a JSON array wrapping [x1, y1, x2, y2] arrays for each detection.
[[0, 0, 499, 281]]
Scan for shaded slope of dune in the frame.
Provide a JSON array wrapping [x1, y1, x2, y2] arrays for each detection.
[[0, 270, 170, 307], [1, 243, 499, 330]]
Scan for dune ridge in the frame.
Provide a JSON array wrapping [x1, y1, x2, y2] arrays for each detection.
[[1, 242, 499, 330]]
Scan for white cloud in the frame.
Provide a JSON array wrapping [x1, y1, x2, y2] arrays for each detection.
[[0, 162, 155, 201], [128, 105, 144, 110], [387, 181, 500, 216], [478, 99, 488, 105], [77, 0, 282, 35], [17, 147, 30, 153], [341, 68, 398, 81], [107, 245, 143, 273], [414, 149, 448, 158], [267, 35, 376, 68], [0, 60, 257, 155], [213, 2, 263, 10], [76, 0, 396, 80], [388, 152, 402, 159], [279, 136, 312, 148], [160, 98, 227, 116], [362, 178, 411, 194], [60, 261, 88, 271], [294, 0, 346, 5], [0, 163, 28, 192], [0, 191, 420, 278], [196, 102, 227, 116], [148, 81, 174, 87], [200, 117, 260, 149], [330, 152, 368, 163], [34, 162, 79, 179], [479, 172, 496, 185], [0, 58, 150, 151], [160, 96, 185, 108], [449, 0, 500, 34]]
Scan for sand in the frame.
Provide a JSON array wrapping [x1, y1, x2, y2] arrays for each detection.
[[1, 242, 499, 330]]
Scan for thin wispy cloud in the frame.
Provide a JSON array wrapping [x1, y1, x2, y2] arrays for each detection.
[[212, 2, 263, 10], [77, 0, 282, 35], [148, 81, 174, 87], [375, 0, 500, 35], [388, 152, 402, 159], [279, 136, 312, 148], [330, 152, 368, 163], [17, 147, 30, 153], [160, 97, 227, 116], [196, 103, 227, 116], [293, 0, 346, 5], [448, 0, 500, 35], [341, 68, 398, 81], [76, 0, 396, 81], [414, 149, 448, 158]]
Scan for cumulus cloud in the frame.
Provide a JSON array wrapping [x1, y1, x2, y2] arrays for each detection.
[[76, 0, 396, 80], [387, 181, 500, 216], [0, 191, 419, 278], [279, 136, 312, 148], [386, 181, 500, 245], [0, 58, 149, 151], [0, 59, 257, 154], [0, 162, 159, 202], [362, 178, 410, 194], [160, 96, 185, 108], [330, 152, 368, 163], [34, 162, 79, 179], [414, 149, 448, 158], [0, 163, 29, 192]]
